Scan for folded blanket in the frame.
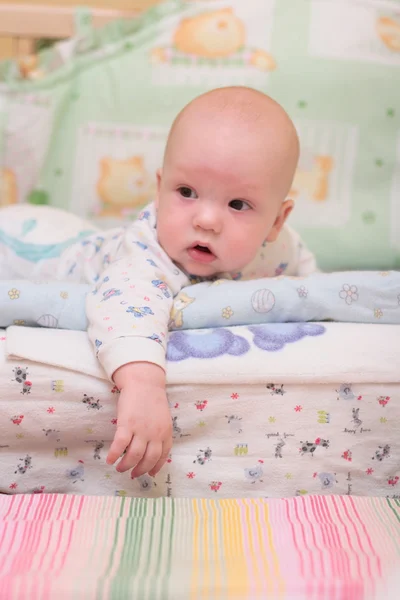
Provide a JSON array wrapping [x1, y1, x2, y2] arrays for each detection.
[[171, 270, 400, 329], [1, 270, 399, 331], [0, 281, 89, 330]]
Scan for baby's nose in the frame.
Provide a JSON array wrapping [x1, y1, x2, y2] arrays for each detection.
[[194, 208, 222, 232]]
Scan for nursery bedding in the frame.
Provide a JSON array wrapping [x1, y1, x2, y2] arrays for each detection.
[[0, 320, 399, 498], [1, 202, 400, 332], [1, 0, 400, 272]]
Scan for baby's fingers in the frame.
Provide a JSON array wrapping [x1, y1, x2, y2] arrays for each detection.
[[106, 427, 134, 466], [130, 441, 163, 479], [149, 443, 172, 477], [116, 436, 147, 473]]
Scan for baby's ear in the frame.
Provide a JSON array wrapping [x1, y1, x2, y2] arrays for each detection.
[[266, 199, 293, 242], [155, 168, 162, 210]]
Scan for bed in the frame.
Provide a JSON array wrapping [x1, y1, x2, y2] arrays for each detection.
[[0, 1, 148, 60]]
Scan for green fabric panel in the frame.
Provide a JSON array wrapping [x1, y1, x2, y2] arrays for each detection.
[[0, 0, 399, 271]]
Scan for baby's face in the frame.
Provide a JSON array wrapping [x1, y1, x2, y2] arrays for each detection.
[[156, 115, 294, 277]]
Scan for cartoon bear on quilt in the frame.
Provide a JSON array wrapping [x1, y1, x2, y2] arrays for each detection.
[[151, 8, 276, 71], [376, 15, 400, 51], [96, 156, 155, 218], [290, 156, 334, 202], [0, 168, 18, 206]]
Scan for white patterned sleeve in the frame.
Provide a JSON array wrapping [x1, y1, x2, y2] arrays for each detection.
[[86, 227, 188, 380]]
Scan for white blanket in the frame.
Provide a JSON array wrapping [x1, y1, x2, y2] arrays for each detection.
[[6, 321, 400, 384], [1, 322, 400, 498]]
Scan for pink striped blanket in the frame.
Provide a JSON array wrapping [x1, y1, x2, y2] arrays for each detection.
[[0, 493, 399, 599]]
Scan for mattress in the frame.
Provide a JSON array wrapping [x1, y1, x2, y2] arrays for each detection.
[[1, 321, 399, 498], [0, 493, 399, 600]]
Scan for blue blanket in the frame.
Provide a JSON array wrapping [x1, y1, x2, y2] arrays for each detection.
[[1, 271, 399, 331]]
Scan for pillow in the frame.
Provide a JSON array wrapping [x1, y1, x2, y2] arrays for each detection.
[[0, 0, 399, 271]]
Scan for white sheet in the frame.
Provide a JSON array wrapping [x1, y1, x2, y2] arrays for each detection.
[[1, 323, 400, 498], [6, 321, 400, 384]]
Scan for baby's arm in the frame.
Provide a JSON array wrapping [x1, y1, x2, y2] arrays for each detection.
[[86, 226, 188, 478], [109, 362, 172, 479]]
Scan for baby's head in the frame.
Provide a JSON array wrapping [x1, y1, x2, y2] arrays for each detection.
[[156, 86, 299, 276]]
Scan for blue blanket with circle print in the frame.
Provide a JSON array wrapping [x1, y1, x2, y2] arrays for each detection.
[[0, 270, 399, 332]]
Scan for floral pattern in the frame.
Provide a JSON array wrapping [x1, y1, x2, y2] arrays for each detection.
[[297, 286, 308, 298], [339, 284, 359, 305], [222, 306, 234, 319], [8, 288, 20, 300]]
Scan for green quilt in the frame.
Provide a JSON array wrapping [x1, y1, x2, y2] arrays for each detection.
[[0, 0, 399, 271]]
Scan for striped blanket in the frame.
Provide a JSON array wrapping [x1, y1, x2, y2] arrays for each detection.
[[1, 494, 399, 599]]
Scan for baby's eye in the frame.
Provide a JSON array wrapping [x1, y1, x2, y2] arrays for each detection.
[[178, 186, 197, 199], [229, 199, 251, 211]]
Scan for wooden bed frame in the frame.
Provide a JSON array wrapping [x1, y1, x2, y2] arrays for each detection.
[[0, 1, 160, 59]]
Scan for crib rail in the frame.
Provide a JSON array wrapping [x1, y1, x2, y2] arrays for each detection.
[[0, 2, 158, 59]]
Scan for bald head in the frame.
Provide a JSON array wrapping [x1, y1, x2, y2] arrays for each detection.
[[168, 86, 297, 134], [156, 88, 300, 275], [163, 86, 300, 198]]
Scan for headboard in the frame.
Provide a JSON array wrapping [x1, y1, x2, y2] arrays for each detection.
[[0, 1, 161, 59]]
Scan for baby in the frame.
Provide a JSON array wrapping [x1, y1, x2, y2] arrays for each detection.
[[0, 86, 318, 479]]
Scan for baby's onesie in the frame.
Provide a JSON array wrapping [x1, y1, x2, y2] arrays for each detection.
[[0, 202, 318, 379], [79, 205, 317, 379]]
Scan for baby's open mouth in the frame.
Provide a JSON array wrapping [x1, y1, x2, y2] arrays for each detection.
[[188, 243, 216, 264], [194, 245, 211, 254]]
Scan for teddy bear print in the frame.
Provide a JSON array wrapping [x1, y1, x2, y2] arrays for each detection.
[[0, 168, 18, 206], [96, 156, 155, 218], [376, 15, 400, 51], [17, 49, 63, 80], [290, 156, 334, 202], [150, 8, 275, 71], [169, 292, 195, 329], [17, 54, 45, 80], [174, 8, 246, 58]]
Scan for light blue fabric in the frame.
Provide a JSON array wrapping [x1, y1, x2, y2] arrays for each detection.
[[0, 281, 89, 330], [1, 270, 399, 331], [172, 270, 400, 329]]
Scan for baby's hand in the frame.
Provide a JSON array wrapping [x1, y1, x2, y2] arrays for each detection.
[[106, 363, 172, 478]]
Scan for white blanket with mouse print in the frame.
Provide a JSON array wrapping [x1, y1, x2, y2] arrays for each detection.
[[1, 320, 400, 498]]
